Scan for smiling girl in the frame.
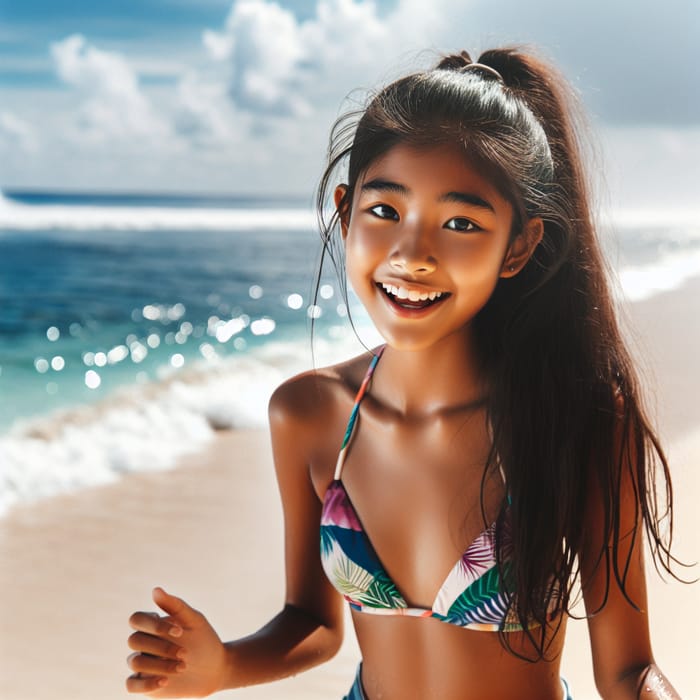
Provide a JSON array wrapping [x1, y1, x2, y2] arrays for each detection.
[[126, 48, 683, 699]]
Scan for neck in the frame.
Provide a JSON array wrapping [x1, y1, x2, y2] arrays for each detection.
[[372, 331, 486, 418]]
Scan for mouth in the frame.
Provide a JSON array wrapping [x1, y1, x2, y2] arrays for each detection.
[[378, 282, 451, 311]]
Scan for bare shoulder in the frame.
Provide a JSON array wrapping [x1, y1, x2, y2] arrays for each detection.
[[267, 350, 380, 493], [269, 350, 378, 430], [268, 349, 381, 444]]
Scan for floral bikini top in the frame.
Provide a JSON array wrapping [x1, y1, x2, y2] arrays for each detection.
[[320, 347, 532, 633]]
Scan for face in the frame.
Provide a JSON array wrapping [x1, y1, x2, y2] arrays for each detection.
[[337, 142, 540, 353]]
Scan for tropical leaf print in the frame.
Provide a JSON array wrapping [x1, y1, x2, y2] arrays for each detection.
[[320, 525, 335, 557], [459, 523, 497, 579], [356, 570, 407, 609], [321, 522, 385, 574], [320, 527, 407, 608], [322, 538, 375, 599], [443, 565, 511, 627], [321, 481, 363, 531], [432, 522, 498, 615]]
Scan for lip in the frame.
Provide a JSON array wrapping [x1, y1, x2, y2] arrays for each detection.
[[375, 281, 451, 318]]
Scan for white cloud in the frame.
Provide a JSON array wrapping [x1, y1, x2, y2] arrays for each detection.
[[0, 112, 39, 152], [208, 0, 309, 115], [203, 29, 234, 61], [174, 72, 240, 145], [201, 0, 446, 118], [27, 3, 465, 190], [50, 34, 170, 142], [302, 0, 389, 70]]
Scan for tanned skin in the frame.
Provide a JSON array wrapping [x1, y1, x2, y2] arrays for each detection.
[[126, 145, 680, 699]]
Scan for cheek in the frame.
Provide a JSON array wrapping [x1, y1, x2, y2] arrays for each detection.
[[346, 224, 379, 256], [446, 246, 509, 310], [445, 239, 507, 279], [345, 260, 376, 312], [345, 228, 382, 280]]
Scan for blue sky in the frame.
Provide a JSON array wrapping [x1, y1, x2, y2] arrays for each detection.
[[1, 0, 698, 208]]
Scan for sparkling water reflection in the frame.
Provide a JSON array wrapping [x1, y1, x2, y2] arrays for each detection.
[[0, 226, 345, 430]]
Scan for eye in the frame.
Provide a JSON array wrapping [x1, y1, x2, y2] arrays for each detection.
[[445, 217, 479, 233], [369, 204, 399, 220]]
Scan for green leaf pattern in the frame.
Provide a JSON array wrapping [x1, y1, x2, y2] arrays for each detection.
[[443, 564, 510, 626], [322, 537, 406, 609]]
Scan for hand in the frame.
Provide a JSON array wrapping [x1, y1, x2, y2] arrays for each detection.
[[126, 587, 228, 697]]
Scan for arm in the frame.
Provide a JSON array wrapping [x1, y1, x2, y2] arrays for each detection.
[[581, 404, 680, 699], [220, 376, 345, 683], [126, 375, 344, 696]]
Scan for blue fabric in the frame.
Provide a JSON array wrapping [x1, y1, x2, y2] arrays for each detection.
[[342, 663, 366, 700]]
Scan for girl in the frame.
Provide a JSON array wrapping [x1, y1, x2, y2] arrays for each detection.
[[126, 48, 684, 699]]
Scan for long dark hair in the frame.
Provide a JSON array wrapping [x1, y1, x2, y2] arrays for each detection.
[[315, 47, 681, 658]]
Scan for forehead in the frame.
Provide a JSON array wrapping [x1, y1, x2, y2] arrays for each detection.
[[358, 142, 510, 207]]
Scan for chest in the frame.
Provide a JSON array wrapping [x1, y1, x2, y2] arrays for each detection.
[[318, 405, 506, 608]]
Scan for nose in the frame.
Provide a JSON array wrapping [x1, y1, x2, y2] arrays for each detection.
[[389, 228, 437, 275], [389, 255, 437, 274]]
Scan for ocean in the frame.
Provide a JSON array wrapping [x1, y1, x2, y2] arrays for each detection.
[[1, 189, 699, 515]]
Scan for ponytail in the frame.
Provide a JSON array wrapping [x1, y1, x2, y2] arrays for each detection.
[[458, 48, 679, 658]]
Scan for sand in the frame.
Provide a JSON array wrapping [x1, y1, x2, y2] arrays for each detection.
[[1, 280, 698, 700]]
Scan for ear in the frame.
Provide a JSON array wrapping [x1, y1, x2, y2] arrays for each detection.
[[334, 184, 350, 240], [500, 217, 544, 278]]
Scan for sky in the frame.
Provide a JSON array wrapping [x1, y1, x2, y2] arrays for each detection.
[[1, 0, 698, 209]]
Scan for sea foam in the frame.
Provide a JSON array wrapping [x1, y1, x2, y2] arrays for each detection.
[[0, 333, 380, 516], [0, 194, 315, 231], [0, 348, 288, 515]]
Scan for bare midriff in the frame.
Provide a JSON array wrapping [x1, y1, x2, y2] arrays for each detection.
[[352, 611, 567, 700]]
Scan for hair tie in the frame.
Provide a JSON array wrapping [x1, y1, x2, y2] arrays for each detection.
[[460, 62, 503, 83]]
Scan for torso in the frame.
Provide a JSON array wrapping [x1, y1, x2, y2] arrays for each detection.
[[295, 349, 566, 699]]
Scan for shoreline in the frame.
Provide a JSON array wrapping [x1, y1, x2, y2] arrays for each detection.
[[1, 277, 698, 699]]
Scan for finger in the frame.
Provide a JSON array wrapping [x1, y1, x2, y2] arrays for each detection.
[[152, 587, 200, 628], [126, 672, 168, 694], [127, 652, 185, 676], [129, 611, 183, 639], [127, 631, 186, 660]]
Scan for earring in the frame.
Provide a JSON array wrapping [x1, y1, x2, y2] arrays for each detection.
[[508, 265, 515, 272]]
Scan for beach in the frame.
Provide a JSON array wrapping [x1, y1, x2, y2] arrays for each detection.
[[1, 280, 698, 700]]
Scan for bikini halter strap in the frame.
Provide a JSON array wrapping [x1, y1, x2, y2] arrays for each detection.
[[333, 346, 385, 481]]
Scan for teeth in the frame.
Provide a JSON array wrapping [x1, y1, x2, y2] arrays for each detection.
[[381, 283, 444, 302]]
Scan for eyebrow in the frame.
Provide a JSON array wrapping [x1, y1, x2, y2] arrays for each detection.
[[360, 178, 495, 213], [360, 179, 407, 196]]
